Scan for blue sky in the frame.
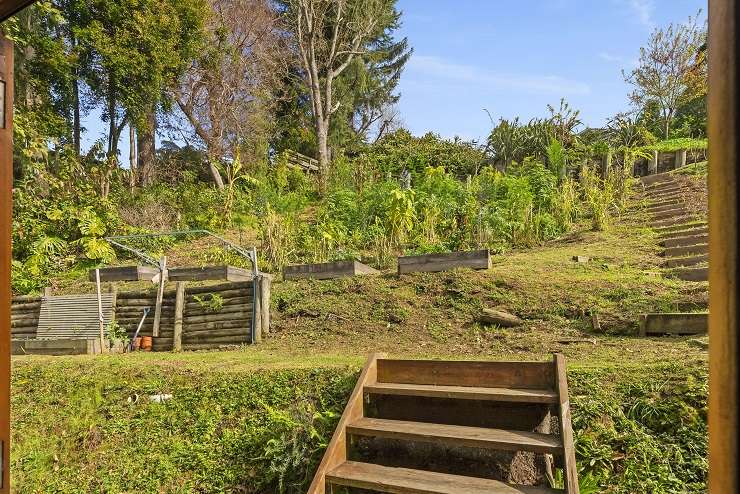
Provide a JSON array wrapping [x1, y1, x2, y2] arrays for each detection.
[[394, 0, 706, 142]]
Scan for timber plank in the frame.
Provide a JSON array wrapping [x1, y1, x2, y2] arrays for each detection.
[[664, 254, 708, 268], [397, 250, 491, 275], [347, 417, 562, 454], [663, 234, 709, 248], [168, 265, 253, 282], [364, 382, 558, 404], [664, 243, 708, 258], [639, 312, 708, 336], [661, 225, 709, 240], [377, 359, 554, 390], [88, 265, 159, 282], [283, 260, 379, 280], [670, 266, 709, 282], [326, 461, 558, 494]]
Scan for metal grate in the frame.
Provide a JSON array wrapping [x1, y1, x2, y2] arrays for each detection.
[[37, 294, 115, 339]]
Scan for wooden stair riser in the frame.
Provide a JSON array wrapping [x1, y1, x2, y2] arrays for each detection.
[[376, 359, 555, 390], [367, 393, 553, 432], [655, 221, 708, 234], [662, 234, 709, 248], [661, 226, 709, 240], [652, 208, 690, 221], [646, 201, 685, 213], [652, 215, 700, 229], [664, 254, 709, 268], [664, 243, 708, 258], [670, 267, 708, 282]]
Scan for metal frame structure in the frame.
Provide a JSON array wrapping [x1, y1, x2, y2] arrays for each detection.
[[105, 230, 259, 276]]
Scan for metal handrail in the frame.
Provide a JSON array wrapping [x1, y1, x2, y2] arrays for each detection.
[[105, 230, 259, 275]]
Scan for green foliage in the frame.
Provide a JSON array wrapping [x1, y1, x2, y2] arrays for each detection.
[[642, 138, 708, 153], [358, 129, 486, 178], [193, 293, 225, 313], [105, 319, 129, 343], [10, 359, 707, 492]]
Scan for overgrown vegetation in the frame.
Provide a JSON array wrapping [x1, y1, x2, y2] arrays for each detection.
[[10, 356, 706, 493]]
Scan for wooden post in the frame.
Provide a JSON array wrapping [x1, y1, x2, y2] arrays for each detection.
[[648, 150, 658, 175], [0, 30, 13, 493], [95, 269, 106, 353], [260, 274, 271, 337], [253, 276, 262, 343], [601, 148, 612, 179], [152, 256, 166, 338], [675, 149, 687, 169], [708, 1, 739, 491], [172, 281, 185, 351]]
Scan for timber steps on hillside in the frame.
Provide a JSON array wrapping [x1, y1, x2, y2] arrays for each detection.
[[308, 354, 579, 493]]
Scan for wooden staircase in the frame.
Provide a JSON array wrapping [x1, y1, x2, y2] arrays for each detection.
[[308, 354, 579, 493]]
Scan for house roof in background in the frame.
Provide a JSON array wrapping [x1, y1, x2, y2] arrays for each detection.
[[1, 0, 36, 23]]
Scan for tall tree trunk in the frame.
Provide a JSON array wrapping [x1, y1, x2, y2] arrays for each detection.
[[72, 76, 81, 157], [129, 126, 137, 190], [107, 88, 117, 156], [207, 158, 225, 189], [137, 110, 156, 186], [316, 119, 330, 193]]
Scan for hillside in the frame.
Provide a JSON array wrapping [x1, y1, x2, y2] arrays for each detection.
[[8, 170, 711, 492]]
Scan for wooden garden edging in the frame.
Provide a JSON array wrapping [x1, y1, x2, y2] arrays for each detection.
[[639, 312, 709, 336], [397, 249, 491, 275], [283, 260, 379, 280]]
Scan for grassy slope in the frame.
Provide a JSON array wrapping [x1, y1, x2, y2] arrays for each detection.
[[11, 173, 710, 492], [11, 355, 707, 493]]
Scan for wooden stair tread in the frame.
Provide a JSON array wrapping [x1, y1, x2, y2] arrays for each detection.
[[365, 382, 558, 403], [347, 417, 562, 454], [327, 461, 560, 494]]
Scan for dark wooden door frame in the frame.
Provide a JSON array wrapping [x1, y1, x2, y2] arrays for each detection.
[[708, 1, 740, 491], [1, 1, 739, 492]]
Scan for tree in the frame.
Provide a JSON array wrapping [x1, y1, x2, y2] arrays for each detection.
[[330, 10, 411, 147], [78, 0, 205, 162], [623, 13, 707, 139], [175, 0, 287, 189], [289, 0, 394, 190]]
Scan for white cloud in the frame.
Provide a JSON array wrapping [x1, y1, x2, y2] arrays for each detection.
[[598, 52, 623, 63], [626, 0, 654, 29], [407, 55, 591, 96]]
